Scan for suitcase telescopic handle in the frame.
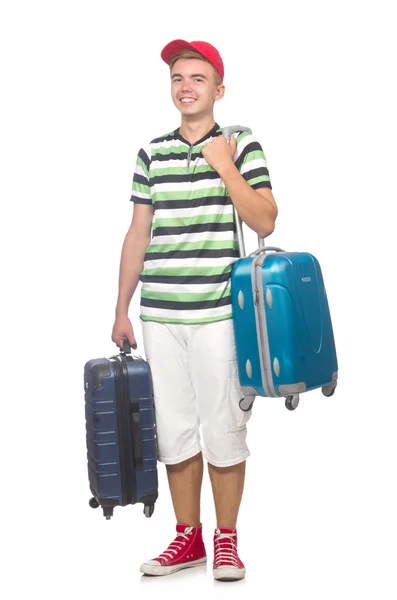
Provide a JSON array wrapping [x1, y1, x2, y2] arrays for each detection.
[[222, 125, 252, 140], [222, 125, 266, 258]]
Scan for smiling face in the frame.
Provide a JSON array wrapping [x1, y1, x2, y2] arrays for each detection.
[[170, 58, 225, 120]]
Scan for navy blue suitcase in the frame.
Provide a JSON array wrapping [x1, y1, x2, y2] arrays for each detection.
[[84, 340, 158, 519]]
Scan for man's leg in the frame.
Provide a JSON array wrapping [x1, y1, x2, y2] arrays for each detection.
[[207, 460, 246, 529], [208, 461, 247, 580], [166, 452, 203, 528], [140, 453, 207, 576], [188, 320, 251, 580], [140, 322, 206, 576]]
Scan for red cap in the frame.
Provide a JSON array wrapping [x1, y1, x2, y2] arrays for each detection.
[[161, 39, 224, 80]]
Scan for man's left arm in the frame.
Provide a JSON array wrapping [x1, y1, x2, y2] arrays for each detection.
[[202, 135, 278, 238]]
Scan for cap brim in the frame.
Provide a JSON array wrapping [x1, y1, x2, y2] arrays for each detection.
[[161, 39, 201, 65]]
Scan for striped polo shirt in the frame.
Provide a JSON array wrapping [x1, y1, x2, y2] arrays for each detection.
[[130, 122, 272, 325]]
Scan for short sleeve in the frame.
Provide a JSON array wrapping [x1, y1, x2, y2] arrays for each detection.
[[130, 147, 152, 205], [233, 131, 272, 190]]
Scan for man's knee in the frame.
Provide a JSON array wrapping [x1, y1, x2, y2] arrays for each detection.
[[165, 452, 203, 472]]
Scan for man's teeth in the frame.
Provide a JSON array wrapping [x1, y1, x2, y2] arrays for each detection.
[[181, 98, 196, 103]]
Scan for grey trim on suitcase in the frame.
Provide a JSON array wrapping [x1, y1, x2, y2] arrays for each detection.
[[251, 256, 278, 397], [332, 371, 338, 381], [241, 385, 258, 397], [250, 257, 269, 396], [278, 383, 306, 395]]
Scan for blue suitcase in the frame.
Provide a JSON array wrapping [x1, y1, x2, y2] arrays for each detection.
[[231, 246, 338, 411], [84, 340, 158, 519], [224, 126, 338, 412]]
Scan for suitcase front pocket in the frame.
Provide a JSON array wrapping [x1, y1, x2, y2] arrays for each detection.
[[226, 378, 252, 433]]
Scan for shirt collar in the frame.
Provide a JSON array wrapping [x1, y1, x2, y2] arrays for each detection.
[[175, 122, 221, 147]]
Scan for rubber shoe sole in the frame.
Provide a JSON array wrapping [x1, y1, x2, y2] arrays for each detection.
[[213, 566, 246, 581], [140, 556, 207, 576]]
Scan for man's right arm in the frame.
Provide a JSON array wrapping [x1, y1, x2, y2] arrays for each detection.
[[112, 203, 154, 348]]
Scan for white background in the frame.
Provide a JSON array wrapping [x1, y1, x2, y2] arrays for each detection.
[[1, 0, 396, 598]]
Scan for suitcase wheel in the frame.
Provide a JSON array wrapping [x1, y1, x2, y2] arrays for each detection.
[[323, 387, 335, 397], [89, 497, 100, 509], [144, 504, 155, 518], [285, 395, 300, 411], [102, 506, 114, 520], [239, 396, 255, 412], [322, 382, 337, 397]]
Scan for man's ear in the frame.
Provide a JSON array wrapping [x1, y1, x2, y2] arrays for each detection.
[[215, 84, 225, 101]]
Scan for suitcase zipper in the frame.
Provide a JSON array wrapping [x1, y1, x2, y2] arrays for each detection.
[[125, 356, 144, 472], [111, 357, 135, 505]]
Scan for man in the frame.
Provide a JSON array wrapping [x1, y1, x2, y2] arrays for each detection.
[[111, 39, 278, 581]]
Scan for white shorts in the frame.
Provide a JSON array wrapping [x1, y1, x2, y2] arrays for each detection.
[[141, 318, 251, 468]]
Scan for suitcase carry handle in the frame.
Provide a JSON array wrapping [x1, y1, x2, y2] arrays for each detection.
[[249, 246, 285, 258], [121, 338, 132, 355], [119, 338, 143, 362], [222, 125, 266, 258]]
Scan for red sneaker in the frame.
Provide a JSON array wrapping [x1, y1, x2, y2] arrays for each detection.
[[140, 523, 207, 576], [213, 527, 246, 581]]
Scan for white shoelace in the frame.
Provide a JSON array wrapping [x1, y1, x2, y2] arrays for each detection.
[[158, 527, 193, 562], [214, 531, 239, 567]]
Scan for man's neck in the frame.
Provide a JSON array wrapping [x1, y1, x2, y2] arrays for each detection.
[[179, 116, 216, 145]]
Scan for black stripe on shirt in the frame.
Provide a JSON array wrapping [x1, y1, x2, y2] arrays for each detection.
[[140, 296, 232, 311], [144, 249, 239, 261], [139, 272, 233, 285], [151, 151, 204, 163], [151, 170, 220, 185], [138, 148, 151, 171], [133, 173, 150, 187], [252, 180, 272, 190], [151, 132, 177, 144], [130, 195, 152, 205], [154, 222, 236, 236], [153, 196, 231, 210], [234, 141, 263, 170], [242, 166, 270, 182]]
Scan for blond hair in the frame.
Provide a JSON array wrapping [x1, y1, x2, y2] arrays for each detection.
[[169, 50, 223, 86]]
